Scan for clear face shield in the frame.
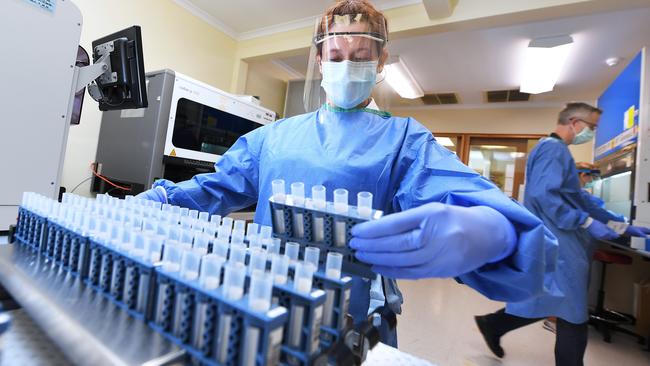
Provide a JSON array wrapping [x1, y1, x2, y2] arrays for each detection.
[[304, 14, 388, 112]]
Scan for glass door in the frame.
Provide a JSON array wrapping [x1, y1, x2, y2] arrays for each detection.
[[466, 137, 539, 200]]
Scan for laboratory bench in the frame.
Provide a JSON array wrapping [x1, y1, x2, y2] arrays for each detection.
[[0, 241, 435, 366]]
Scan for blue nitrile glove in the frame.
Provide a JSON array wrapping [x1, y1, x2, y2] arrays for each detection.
[[586, 219, 619, 240], [349, 202, 517, 279], [136, 186, 167, 203], [624, 225, 650, 237]]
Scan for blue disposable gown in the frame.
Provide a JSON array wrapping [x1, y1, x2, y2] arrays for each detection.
[[155, 105, 558, 324], [507, 136, 617, 324], [579, 190, 627, 223]]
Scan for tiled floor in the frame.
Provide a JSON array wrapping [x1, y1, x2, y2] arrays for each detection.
[[396, 278, 650, 366]]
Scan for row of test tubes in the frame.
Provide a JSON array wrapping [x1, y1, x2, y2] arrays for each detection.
[[270, 180, 374, 249]]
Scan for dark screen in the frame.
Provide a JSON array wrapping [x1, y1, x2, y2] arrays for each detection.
[[172, 98, 264, 155]]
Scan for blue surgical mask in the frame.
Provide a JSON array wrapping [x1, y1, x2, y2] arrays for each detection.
[[572, 126, 594, 145], [321, 60, 378, 109]]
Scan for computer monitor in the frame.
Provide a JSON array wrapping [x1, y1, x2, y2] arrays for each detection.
[[91, 26, 147, 111]]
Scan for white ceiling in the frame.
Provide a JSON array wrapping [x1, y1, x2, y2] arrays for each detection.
[[255, 6, 650, 108], [174, 0, 420, 39]]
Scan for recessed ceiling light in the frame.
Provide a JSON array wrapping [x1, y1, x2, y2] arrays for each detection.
[[520, 35, 573, 94]]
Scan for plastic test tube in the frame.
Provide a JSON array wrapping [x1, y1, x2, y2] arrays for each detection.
[[248, 248, 268, 274], [145, 236, 164, 264], [271, 179, 286, 234], [213, 241, 229, 260], [180, 249, 202, 281], [311, 185, 326, 242], [162, 241, 182, 273], [267, 238, 281, 256], [216, 261, 246, 364], [291, 182, 306, 238], [357, 191, 373, 219], [234, 220, 246, 233], [248, 270, 273, 312], [221, 217, 234, 231], [193, 232, 210, 252], [304, 246, 320, 271], [229, 243, 247, 265], [231, 228, 245, 245], [272, 179, 286, 202], [180, 207, 189, 217], [285, 242, 300, 263], [199, 254, 224, 290], [289, 261, 315, 349], [246, 223, 259, 242], [325, 252, 343, 280], [210, 214, 222, 225], [294, 261, 314, 294], [271, 254, 289, 285], [223, 262, 246, 301], [180, 229, 194, 246], [333, 189, 349, 247], [322, 252, 343, 328], [242, 271, 274, 366], [198, 211, 210, 222]]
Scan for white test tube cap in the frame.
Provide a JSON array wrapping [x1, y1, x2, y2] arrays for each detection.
[[294, 261, 315, 294], [357, 191, 373, 218], [271, 254, 289, 285], [229, 243, 247, 264], [180, 207, 189, 217], [325, 252, 343, 280], [223, 262, 246, 301], [271, 179, 286, 202], [249, 248, 268, 274], [199, 254, 224, 290], [180, 249, 201, 281], [249, 270, 273, 312], [188, 209, 199, 220], [334, 188, 349, 214], [291, 182, 305, 206], [311, 185, 327, 209], [304, 246, 320, 271], [285, 242, 300, 262]]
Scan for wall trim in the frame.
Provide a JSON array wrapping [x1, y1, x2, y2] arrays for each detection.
[[175, 0, 422, 41], [172, 0, 239, 40]]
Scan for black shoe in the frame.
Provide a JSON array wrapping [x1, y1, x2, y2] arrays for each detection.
[[475, 315, 505, 358]]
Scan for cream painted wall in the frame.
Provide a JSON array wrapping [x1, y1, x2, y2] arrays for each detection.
[[393, 107, 594, 162], [62, 0, 237, 196], [245, 67, 288, 118]]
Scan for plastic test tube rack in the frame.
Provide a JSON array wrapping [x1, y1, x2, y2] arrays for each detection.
[[151, 266, 288, 366], [268, 182, 383, 279], [14, 192, 368, 366]]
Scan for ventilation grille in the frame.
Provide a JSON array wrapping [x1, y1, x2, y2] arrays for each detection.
[[421, 93, 459, 105], [486, 89, 531, 103]]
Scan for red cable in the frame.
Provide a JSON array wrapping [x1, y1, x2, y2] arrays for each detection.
[[90, 163, 131, 191]]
